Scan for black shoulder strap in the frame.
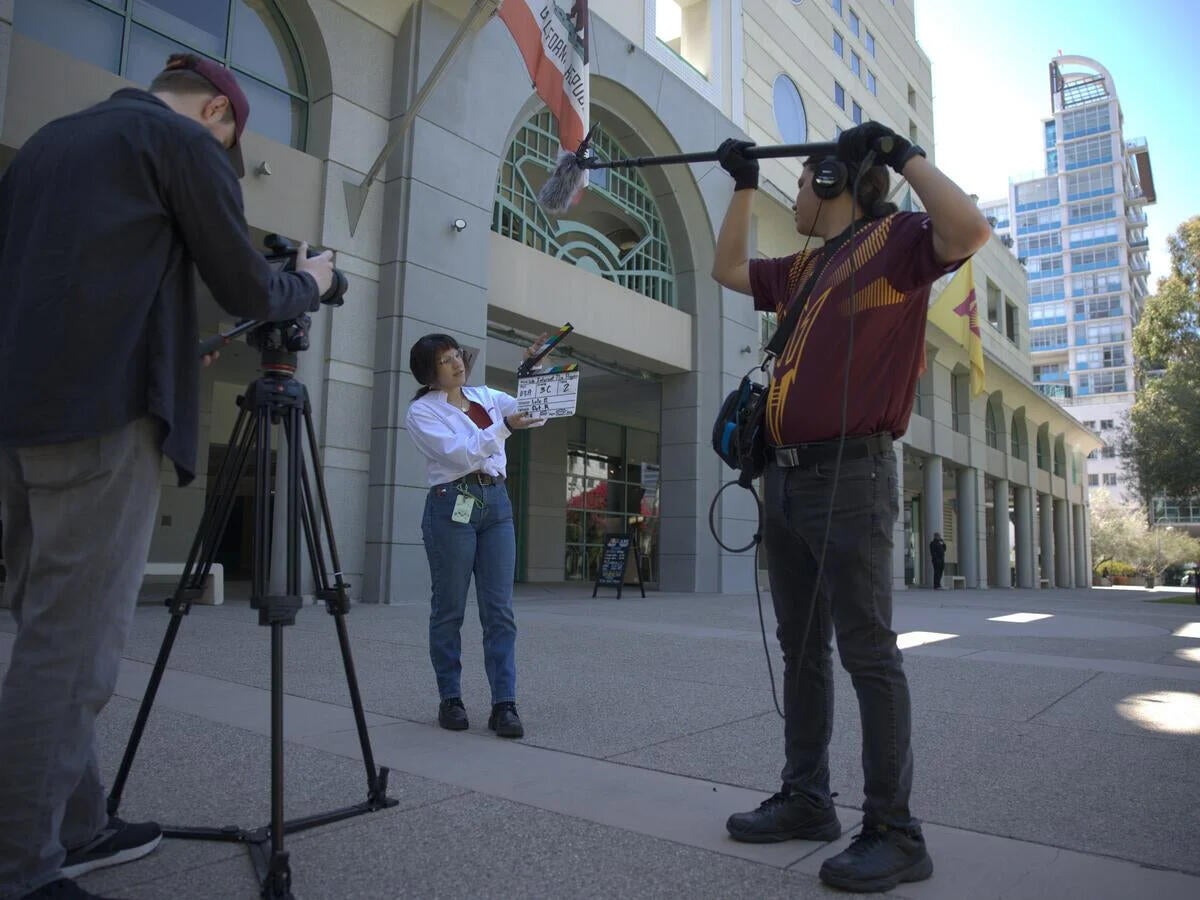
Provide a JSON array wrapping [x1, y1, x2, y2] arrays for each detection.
[[762, 220, 863, 360]]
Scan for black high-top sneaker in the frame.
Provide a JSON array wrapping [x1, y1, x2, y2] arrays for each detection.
[[818, 822, 933, 893], [438, 697, 469, 731], [725, 790, 842, 843], [488, 702, 524, 738]]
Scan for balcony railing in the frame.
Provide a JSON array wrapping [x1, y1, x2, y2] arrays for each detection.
[[1037, 384, 1074, 400], [1071, 258, 1121, 273], [1065, 154, 1114, 171]]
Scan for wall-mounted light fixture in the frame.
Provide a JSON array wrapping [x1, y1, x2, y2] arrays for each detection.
[[451, 218, 468, 233]]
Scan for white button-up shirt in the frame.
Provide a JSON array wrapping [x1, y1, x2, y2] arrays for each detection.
[[405, 385, 520, 487]]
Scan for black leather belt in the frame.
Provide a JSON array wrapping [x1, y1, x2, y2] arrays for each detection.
[[768, 433, 893, 468], [458, 472, 504, 487]]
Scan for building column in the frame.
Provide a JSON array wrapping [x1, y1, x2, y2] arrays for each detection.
[[957, 466, 979, 587], [1055, 497, 1072, 587], [994, 478, 1012, 588], [1039, 492, 1055, 587], [1014, 485, 1035, 588], [1073, 503, 1089, 587], [922, 455, 943, 587]]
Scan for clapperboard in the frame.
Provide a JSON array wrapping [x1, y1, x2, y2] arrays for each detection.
[[516, 364, 580, 419]]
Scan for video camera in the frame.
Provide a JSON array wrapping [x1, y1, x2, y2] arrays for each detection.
[[198, 234, 349, 358]]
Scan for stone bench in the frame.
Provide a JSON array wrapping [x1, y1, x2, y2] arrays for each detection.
[[143, 562, 224, 606], [950, 575, 967, 589]]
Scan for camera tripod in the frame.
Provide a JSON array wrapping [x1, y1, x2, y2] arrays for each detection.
[[106, 348, 397, 899]]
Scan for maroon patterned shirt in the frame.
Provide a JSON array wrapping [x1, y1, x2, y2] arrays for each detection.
[[748, 212, 962, 445]]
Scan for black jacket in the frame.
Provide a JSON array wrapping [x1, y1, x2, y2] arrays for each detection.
[[930, 538, 946, 562], [0, 89, 318, 484]]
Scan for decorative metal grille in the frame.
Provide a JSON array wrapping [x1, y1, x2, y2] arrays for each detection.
[[493, 110, 677, 307]]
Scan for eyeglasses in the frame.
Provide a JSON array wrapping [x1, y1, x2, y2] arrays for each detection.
[[437, 350, 463, 367]]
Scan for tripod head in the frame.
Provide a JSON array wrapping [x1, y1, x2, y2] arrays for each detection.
[[197, 234, 349, 368]]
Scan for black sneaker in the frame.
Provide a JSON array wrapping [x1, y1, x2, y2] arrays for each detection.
[[726, 791, 842, 843], [24, 879, 125, 899], [438, 697, 469, 731], [818, 823, 933, 893], [487, 702, 524, 738], [60, 817, 161, 880]]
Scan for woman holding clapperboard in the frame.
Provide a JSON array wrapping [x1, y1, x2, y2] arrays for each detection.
[[405, 333, 546, 738]]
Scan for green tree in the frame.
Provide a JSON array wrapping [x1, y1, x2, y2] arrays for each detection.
[[1090, 490, 1200, 577], [1123, 217, 1200, 503]]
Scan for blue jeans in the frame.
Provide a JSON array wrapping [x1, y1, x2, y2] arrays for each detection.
[[762, 451, 916, 829], [421, 479, 517, 705]]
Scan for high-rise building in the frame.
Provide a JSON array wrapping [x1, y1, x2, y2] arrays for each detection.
[[983, 55, 1155, 504]]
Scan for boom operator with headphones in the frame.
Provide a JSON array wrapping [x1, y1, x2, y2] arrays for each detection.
[[709, 120, 990, 895]]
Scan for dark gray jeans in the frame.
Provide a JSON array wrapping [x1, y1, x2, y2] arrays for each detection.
[[762, 451, 916, 829], [0, 418, 162, 898]]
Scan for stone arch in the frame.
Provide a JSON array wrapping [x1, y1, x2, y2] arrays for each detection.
[[1010, 407, 1029, 461], [986, 391, 1006, 450]]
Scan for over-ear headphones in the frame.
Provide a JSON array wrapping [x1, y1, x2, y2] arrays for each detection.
[[811, 157, 849, 200]]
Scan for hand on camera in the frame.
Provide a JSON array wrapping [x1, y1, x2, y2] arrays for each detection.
[[295, 241, 336, 298], [836, 121, 916, 174], [716, 138, 759, 191]]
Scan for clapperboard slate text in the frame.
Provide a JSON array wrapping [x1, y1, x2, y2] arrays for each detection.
[[516, 364, 580, 418]]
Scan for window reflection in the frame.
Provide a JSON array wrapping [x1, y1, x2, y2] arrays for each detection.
[[13, 0, 309, 151], [133, 0, 228, 57], [564, 422, 660, 584]]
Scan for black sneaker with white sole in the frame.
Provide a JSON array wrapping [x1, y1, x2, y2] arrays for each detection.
[[60, 817, 162, 879], [24, 877, 125, 899]]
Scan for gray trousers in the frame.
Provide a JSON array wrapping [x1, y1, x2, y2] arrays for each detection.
[[0, 418, 162, 899]]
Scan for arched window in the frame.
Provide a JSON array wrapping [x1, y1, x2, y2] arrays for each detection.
[[773, 74, 808, 144], [1010, 414, 1024, 460], [493, 110, 677, 307], [1036, 428, 1050, 471], [14, 0, 308, 149], [1054, 439, 1066, 477], [985, 401, 1000, 449]]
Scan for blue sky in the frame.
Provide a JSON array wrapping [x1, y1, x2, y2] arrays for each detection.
[[913, 0, 1200, 285]]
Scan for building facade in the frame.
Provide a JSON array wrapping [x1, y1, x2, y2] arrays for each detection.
[[983, 55, 1155, 505], [0, 0, 1097, 597]]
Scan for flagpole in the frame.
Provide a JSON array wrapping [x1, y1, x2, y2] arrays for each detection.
[[343, 0, 502, 235]]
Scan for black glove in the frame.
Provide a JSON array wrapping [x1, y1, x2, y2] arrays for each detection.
[[716, 138, 759, 191], [837, 121, 923, 175]]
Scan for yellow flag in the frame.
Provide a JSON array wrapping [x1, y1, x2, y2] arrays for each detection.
[[928, 259, 985, 396]]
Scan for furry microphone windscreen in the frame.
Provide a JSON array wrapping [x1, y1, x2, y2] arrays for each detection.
[[537, 150, 589, 215]]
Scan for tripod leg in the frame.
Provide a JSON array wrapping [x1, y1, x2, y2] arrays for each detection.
[[108, 404, 258, 816], [302, 407, 392, 804], [256, 404, 297, 897]]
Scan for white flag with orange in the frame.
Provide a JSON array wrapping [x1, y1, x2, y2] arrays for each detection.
[[927, 259, 986, 397], [498, 0, 590, 152]]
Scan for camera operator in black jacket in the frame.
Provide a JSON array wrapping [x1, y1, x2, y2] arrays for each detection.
[[0, 54, 334, 900]]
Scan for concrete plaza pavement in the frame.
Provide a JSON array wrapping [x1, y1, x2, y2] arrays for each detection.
[[2, 581, 1200, 898]]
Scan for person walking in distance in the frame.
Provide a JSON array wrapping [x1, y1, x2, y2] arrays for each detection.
[[930, 532, 947, 589]]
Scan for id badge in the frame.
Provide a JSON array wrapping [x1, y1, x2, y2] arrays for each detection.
[[451, 493, 476, 523]]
